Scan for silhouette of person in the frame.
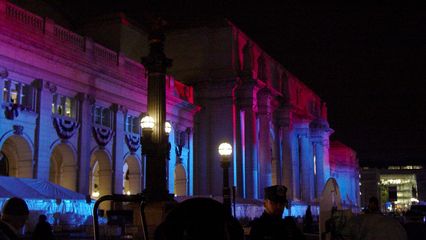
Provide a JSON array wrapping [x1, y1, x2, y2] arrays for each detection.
[[342, 196, 407, 240], [249, 185, 304, 240], [403, 210, 426, 240], [154, 197, 244, 240], [0, 197, 29, 240], [32, 214, 54, 240], [303, 205, 314, 233]]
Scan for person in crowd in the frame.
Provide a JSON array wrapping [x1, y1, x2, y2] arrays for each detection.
[[0, 197, 29, 240], [342, 196, 407, 240], [249, 185, 304, 240], [154, 197, 244, 240], [303, 205, 314, 233], [32, 214, 54, 240], [403, 210, 426, 240]]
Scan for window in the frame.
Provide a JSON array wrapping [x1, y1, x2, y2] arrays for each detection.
[[52, 94, 76, 118], [3, 79, 36, 111], [92, 105, 112, 128], [124, 114, 140, 134]]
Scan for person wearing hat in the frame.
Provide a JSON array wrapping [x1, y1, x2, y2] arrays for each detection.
[[0, 197, 29, 240], [249, 185, 304, 240]]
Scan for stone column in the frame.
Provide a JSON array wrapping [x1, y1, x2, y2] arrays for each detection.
[[241, 104, 259, 199], [32, 79, 55, 180], [234, 81, 260, 199], [297, 123, 313, 202], [111, 104, 126, 194], [187, 127, 194, 195], [310, 120, 332, 198], [276, 105, 294, 199], [76, 93, 94, 195], [257, 89, 272, 198], [233, 100, 244, 198]]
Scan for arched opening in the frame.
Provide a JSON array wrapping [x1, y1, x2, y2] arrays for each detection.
[[174, 164, 187, 196], [123, 155, 141, 195], [89, 150, 112, 199], [49, 143, 77, 191], [0, 135, 32, 177]]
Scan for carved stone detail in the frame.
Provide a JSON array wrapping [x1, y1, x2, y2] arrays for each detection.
[[53, 117, 80, 140], [92, 126, 114, 147], [0, 67, 8, 79], [13, 125, 24, 135], [125, 133, 140, 153], [44, 81, 57, 93]]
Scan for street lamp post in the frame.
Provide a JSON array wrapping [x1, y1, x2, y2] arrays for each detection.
[[140, 19, 172, 202], [218, 142, 232, 216]]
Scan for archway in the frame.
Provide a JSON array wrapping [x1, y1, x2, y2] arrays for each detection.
[[49, 143, 77, 191], [123, 155, 141, 195], [89, 150, 112, 199], [0, 135, 32, 177], [174, 164, 187, 196]]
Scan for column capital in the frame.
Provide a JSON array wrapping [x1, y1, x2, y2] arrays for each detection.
[[75, 93, 95, 105], [110, 104, 127, 114]]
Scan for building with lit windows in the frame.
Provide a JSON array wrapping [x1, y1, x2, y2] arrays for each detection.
[[360, 165, 426, 212], [0, 0, 198, 203], [0, 0, 360, 218]]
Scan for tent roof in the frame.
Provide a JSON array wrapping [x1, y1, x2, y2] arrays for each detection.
[[0, 176, 87, 200]]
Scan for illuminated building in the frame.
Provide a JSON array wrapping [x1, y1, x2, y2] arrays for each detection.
[[0, 1, 198, 202], [329, 141, 360, 209], [360, 165, 426, 212], [0, 0, 360, 217]]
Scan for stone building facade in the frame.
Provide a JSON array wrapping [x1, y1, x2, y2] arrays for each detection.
[[329, 141, 360, 209], [1, 0, 360, 211], [0, 0, 198, 201]]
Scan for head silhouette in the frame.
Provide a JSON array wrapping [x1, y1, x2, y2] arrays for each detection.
[[1, 197, 29, 231], [154, 198, 243, 240]]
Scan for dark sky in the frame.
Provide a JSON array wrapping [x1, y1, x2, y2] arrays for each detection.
[[23, 1, 426, 166]]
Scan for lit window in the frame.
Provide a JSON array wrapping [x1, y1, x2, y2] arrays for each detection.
[[92, 105, 111, 128], [124, 114, 141, 134], [52, 94, 76, 118], [3, 79, 35, 111]]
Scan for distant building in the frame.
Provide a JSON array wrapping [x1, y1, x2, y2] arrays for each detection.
[[0, 0, 360, 216], [360, 165, 426, 212], [329, 141, 360, 209]]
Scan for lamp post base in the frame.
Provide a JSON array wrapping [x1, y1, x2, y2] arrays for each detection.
[[142, 199, 177, 239]]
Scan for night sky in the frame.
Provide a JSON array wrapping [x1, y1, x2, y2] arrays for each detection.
[[20, 1, 426, 166]]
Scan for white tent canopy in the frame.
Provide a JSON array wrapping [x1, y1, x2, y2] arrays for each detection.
[[0, 177, 94, 228], [0, 176, 87, 200]]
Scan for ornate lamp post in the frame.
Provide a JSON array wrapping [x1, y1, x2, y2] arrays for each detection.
[[140, 19, 172, 202], [218, 142, 232, 216]]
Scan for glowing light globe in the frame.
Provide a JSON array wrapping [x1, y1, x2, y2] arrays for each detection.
[[140, 115, 154, 129], [165, 121, 172, 134], [218, 142, 232, 158]]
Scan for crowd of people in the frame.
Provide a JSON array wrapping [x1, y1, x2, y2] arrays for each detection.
[[0, 191, 425, 240]]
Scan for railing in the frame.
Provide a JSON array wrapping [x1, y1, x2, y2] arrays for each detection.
[[54, 24, 85, 50], [1, 0, 195, 105], [5, 2, 43, 32], [94, 43, 118, 66]]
